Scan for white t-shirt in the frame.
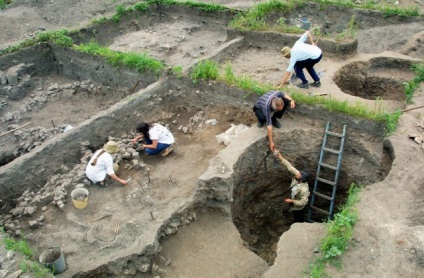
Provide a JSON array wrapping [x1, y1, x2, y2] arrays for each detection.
[[287, 32, 322, 72], [85, 150, 115, 183], [149, 124, 175, 144]]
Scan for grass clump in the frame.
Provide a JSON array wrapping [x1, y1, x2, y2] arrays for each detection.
[[191, 60, 219, 83], [154, 0, 227, 12], [0, 0, 12, 10], [403, 62, 424, 103], [74, 41, 164, 75], [36, 30, 74, 47], [2, 231, 53, 277], [229, 0, 294, 31], [305, 184, 362, 277], [335, 15, 357, 42]]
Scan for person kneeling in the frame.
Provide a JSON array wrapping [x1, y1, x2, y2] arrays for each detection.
[[132, 122, 175, 156]]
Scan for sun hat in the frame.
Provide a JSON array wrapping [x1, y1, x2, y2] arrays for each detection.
[[103, 141, 119, 154], [281, 46, 291, 57]]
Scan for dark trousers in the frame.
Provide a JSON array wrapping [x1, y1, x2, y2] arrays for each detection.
[[253, 98, 290, 124], [294, 53, 322, 85], [292, 207, 306, 223]]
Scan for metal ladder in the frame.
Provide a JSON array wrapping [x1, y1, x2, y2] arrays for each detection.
[[308, 122, 347, 222]]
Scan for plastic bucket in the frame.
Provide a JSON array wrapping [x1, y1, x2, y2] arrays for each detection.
[[301, 19, 311, 30], [71, 188, 89, 209], [39, 247, 66, 274]]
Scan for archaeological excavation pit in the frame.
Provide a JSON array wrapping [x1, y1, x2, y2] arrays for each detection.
[[229, 119, 394, 264], [333, 57, 416, 101], [0, 45, 158, 166]]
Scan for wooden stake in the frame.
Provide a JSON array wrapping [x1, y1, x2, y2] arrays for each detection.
[[0, 122, 31, 137], [400, 105, 424, 113]]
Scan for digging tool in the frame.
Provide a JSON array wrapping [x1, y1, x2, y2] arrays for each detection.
[[263, 150, 271, 172], [308, 92, 329, 97], [0, 122, 31, 137]]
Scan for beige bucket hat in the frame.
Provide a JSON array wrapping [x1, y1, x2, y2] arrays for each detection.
[[103, 141, 119, 154], [281, 46, 291, 57]]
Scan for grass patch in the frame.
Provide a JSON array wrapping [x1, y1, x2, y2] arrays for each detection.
[[1, 231, 53, 277], [305, 184, 362, 277], [74, 41, 164, 75], [335, 15, 357, 42], [191, 60, 220, 83], [0, 0, 12, 10], [153, 0, 228, 12], [403, 62, 424, 103], [36, 30, 74, 47]]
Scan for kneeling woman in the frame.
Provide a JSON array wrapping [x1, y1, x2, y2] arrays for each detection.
[[85, 141, 128, 186], [132, 122, 175, 156]]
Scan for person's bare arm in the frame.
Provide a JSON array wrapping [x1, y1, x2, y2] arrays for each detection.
[[267, 125, 275, 151], [306, 31, 315, 45], [277, 71, 291, 88], [131, 135, 143, 144], [109, 174, 128, 186], [142, 139, 158, 150]]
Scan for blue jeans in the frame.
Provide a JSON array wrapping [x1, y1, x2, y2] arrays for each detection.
[[294, 54, 322, 85], [144, 138, 171, 155]]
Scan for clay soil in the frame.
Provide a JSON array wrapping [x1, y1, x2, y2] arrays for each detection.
[[1, 1, 424, 278]]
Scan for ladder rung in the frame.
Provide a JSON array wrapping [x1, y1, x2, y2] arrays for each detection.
[[323, 147, 341, 154], [310, 206, 330, 215], [313, 191, 333, 201], [326, 131, 343, 137], [316, 177, 336, 186], [320, 162, 338, 170]]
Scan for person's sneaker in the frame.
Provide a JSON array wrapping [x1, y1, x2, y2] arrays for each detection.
[[257, 122, 265, 128], [297, 83, 309, 89], [161, 146, 174, 157], [311, 81, 321, 87], [272, 119, 281, 129]]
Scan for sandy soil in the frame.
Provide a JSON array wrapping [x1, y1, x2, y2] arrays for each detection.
[[0, 1, 424, 278]]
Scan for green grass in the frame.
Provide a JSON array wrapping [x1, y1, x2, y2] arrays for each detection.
[[36, 30, 74, 47], [335, 15, 357, 42], [0, 0, 11, 10], [74, 41, 164, 75], [154, 0, 228, 12], [305, 184, 362, 277], [403, 62, 424, 103], [2, 231, 54, 277], [191, 60, 220, 83]]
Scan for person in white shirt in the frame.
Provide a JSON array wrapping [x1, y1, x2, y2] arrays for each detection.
[[131, 122, 175, 156], [85, 141, 128, 186], [277, 31, 322, 89]]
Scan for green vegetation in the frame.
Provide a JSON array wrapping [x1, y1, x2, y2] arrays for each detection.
[[74, 41, 164, 75], [229, 0, 295, 31], [171, 66, 183, 78], [191, 60, 220, 83], [36, 30, 74, 47], [305, 184, 362, 277], [335, 15, 357, 42], [2, 231, 53, 277], [152, 0, 228, 12], [0, 0, 11, 10], [403, 62, 424, 103]]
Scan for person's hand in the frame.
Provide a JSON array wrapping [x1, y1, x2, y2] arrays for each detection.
[[131, 138, 138, 144], [276, 83, 283, 89], [121, 179, 128, 186], [270, 142, 275, 152], [284, 198, 293, 204], [277, 152, 284, 160], [290, 100, 296, 109]]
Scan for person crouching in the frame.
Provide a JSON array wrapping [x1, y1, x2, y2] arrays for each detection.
[[85, 141, 128, 186]]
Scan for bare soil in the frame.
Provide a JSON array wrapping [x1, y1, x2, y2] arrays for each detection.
[[0, 1, 424, 278]]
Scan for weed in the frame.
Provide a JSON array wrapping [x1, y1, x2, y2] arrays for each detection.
[[335, 15, 357, 42], [20, 260, 54, 277], [305, 184, 362, 277], [191, 60, 219, 83], [36, 30, 74, 47], [74, 41, 163, 75], [3, 237, 34, 258], [171, 66, 183, 78]]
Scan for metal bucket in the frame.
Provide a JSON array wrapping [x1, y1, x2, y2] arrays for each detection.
[[39, 247, 66, 274], [300, 18, 311, 30]]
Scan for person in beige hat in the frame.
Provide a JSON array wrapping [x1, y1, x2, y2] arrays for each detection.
[[85, 141, 128, 186], [277, 31, 322, 89]]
